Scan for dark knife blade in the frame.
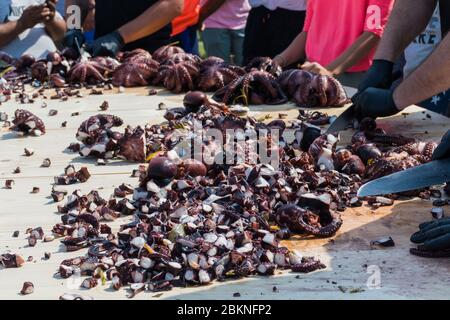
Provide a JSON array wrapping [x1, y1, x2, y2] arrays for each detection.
[[326, 104, 356, 134], [357, 159, 450, 197]]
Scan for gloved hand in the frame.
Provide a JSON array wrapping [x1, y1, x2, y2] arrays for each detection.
[[89, 31, 125, 57], [356, 59, 394, 94], [410, 217, 450, 257], [352, 87, 400, 119], [432, 130, 450, 160], [63, 29, 85, 50]]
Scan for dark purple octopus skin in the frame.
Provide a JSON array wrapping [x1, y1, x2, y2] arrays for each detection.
[[291, 257, 326, 273], [117, 126, 147, 162], [163, 52, 201, 65], [76, 114, 124, 145], [278, 69, 348, 108], [120, 48, 152, 62], [31, 60, 49, 82], [152, 60, 200, 93], [213, 70, 288, 105], [363, 141, 436, 181], [389, 141, 437, 161], [275, 204, 343, 237], [11, 109, 46, 136], [68, 59, 111, 84], [245, 56, 282, 77], [353, 118, 416, 147], [112, 58, 159, 87], [152, 45, 185, 63], [198, 57, 246, 92], [364, 152, 422, 181]]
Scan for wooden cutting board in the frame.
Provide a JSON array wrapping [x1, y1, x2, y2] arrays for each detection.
[[1, 85, 449, 300]]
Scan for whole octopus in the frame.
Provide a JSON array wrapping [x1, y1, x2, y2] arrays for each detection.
[[278, 69, 349, 108], [0, 47, 351, 108]]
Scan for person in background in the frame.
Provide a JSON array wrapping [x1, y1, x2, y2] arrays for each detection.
[[273, 0, 394, 88], [0, 0, 66, 59], [351, 0, 450, 257], [198, 0, 250, 65], [64, 0, 183, 57], [243, 0, 306, 65], [352, 0, 450, 119], [402, 3, 449, 115], [171, 0, 200, 55]]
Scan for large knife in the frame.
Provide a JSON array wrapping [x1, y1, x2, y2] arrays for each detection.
[[357, 158, 450, 197], [325, 104, 356, 134], [75, 37, 91, 61]]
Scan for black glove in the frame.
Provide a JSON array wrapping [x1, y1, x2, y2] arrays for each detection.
[[357, 59, 394, 93], [353, 87, 400, 119], [89, 31, 125, 57], [63, 29, 85, 50], [410, 218, 450, 257], [432, 130, 450, 160]]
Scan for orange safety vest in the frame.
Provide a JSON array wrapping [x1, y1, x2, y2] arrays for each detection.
[[171, 0, 200, 36]]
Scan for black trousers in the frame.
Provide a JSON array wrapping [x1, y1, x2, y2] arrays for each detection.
[[243, 6, 306, 65]]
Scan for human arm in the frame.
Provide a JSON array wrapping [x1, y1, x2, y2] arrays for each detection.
[[44, 0, 67, 43], [0, 4, 49, 47], [353, 31, 450, 118], [354, 0, 436, 94], [90, 0, 183, 56], [393, 32, 450, 109], [327, 32, 380, 75], [301, 31, 380, 76], [118, 0, 183, 45], [273, 31, 307, 68], [374, 0, 437, 62]]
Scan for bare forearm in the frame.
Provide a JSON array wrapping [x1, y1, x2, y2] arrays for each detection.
[[0, 21, 25, 47], [118, 0, 183, 44], [327, 32, 379, 75], [276, 31, 307, 68], [199, 0, 226, 24], [375, 0, 436, 62], [45, 18, 67, 43], [394, 33, 450, 109]]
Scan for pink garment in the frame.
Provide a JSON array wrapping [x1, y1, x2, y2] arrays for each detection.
[[303, 0, 394, 73], [203, 0, 251, 30]]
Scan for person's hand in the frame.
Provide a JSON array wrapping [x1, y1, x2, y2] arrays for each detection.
[[63, 29, 85, 50], [273, 54, 286, 69], [17, 4, 48, 29], [88, 31, 125, 57], [352, 87, 400, 119], [356, 59, 394, 94], [43, 0, 57, 23], [301, 61, 333, 77], [410, 218, 450, 257], [432, 130, 450, 160]]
